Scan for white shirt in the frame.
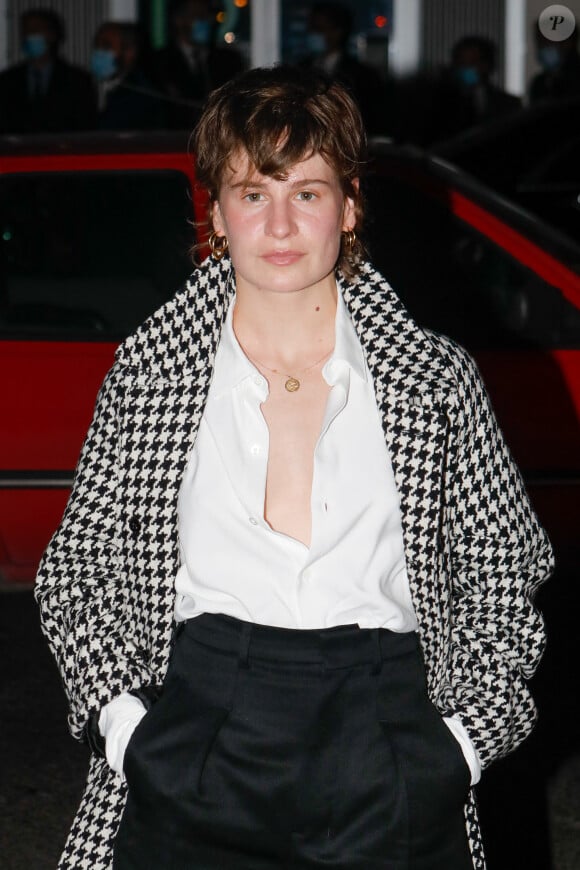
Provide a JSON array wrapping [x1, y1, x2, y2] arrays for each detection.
[[100, 293, 480, 785], [174, 292, 417, 631]]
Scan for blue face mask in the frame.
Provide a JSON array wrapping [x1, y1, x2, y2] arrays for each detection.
[[456, 66, 480, 87], [22, 33, 48, 59], [91, 48, 118, 81], [306, 32, 327, 56], [191, 19, 211, 45], [538, 45, 562, 71]]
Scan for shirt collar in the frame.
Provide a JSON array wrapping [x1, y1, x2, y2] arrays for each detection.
[[210, 288, 368, 399], [209, 296, 256, 398], [328, 288, 368, 384]]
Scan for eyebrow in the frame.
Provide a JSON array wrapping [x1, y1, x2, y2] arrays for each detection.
[[227, 177, 332, 191]]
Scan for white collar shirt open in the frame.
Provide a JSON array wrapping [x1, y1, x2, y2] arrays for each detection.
[[174, 291, 418, 632]]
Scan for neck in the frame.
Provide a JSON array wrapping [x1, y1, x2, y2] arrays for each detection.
[[232, 276, 338, 370]]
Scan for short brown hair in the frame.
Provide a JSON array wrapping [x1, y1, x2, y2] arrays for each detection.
[[193, 65, 367, 277]]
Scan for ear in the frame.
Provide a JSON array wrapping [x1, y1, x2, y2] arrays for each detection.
[[211, 198, 225, 236], [342, 178, 358, 232]]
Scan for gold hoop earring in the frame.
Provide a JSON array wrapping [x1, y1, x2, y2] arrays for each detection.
[[342, 229, 356, 256], [209, 231, 228, 260]]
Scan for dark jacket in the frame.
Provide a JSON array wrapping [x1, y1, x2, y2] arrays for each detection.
[[530, 52, 580, 103], [0, 57, 97, 134], [153, 42, 244, 128], [300, 52, 389, 135], [98, 69, 166, 130]]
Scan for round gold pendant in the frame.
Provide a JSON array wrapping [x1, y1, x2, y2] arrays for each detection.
[[285, 377, 300, 393]]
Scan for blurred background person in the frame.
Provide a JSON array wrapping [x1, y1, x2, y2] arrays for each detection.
[[0, 7, 96, 134], [300, 1, 389, 136], [392, 35, 520, 146], [154, 0, 245, 129], [530, 26, 580, 103], [91, 21, 166, 130], [448, 36, 521, 127]]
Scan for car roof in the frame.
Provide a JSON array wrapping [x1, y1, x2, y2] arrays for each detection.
[[369, 142, 580, 258]]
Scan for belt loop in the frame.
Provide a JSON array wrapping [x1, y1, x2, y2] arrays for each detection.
[[238, 622, 252, 669], [370, 628, 383, 675]]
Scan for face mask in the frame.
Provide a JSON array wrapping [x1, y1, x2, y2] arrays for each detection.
[[191, 19, 211, 45], [91, 48, 118, 81], [306, 32, 327, 56], [456, 66, 480, 87], [22, 34, 48, 59], [538, 45, 562, 71]]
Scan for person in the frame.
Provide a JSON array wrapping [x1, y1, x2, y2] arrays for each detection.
[[529, 26, 580, 103], [35, 65, 553, 869], [301, 1, 388, 135], [153, 0, 245, 129], [402, 35, 521, 145], [0, 7, 96, 134], [448, 36, 521, 128], [90, 21, 166, 130]]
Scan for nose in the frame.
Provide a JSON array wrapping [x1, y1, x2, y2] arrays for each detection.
[[264, 199, 297, 239]]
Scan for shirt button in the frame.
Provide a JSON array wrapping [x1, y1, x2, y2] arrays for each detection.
[[303, 568, 312, 581], [250, 444, 261, 456], [249, 517, 259, 526], [253, 375, 264, 387]]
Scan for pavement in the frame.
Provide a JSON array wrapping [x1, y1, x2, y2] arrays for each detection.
[[0, 566, 578, 870]]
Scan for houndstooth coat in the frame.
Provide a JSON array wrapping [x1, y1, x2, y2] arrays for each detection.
[[35, 255, 553, 869]]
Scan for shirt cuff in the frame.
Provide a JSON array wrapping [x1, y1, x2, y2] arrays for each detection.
[[443, 714, 482, 786], [98, 692, 147, 781]]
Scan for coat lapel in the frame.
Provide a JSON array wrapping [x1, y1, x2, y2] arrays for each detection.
[[114, 255, 236, 674], [340, 263, 456, 689]]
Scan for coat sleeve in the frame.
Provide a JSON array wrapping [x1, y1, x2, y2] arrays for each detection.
[[438, 341, 554, 769], [34, 365, 157, 740]]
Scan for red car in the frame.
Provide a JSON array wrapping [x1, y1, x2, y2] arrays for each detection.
[[0, 131, 206, 583], [0, 133, 578, 584]]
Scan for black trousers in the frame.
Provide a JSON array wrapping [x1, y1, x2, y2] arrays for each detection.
[[113, 614, 473, 869]]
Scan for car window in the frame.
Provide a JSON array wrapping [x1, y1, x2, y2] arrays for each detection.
[[0, 170, 195, 341], [364, 166, 580, 351]]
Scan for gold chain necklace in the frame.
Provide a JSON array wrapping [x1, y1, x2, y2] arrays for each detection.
[[243, 347, 333, 392]]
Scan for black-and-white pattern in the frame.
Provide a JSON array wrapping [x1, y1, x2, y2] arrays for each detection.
[[35, 256, 553, 869]]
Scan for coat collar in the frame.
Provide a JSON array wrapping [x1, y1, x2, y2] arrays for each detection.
[[116, 254, 236, 381], [337, 261, 456, 403], [116, 255, 456, 399]]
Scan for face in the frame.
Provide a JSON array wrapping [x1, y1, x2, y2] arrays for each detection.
[[176, 0, 211, 43], [309, 12, 343, 53], [212, 151, 356, 299], [454, 46, 490, 78], [95, 25, 123, 56], [22, 15, 56, 59]]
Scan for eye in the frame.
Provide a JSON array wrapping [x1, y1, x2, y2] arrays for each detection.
[[296, 190, 317, 202], [243, 192, 264, 202]]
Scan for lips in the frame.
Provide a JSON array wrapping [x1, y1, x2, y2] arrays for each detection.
[[261, 250, 304, 266]]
